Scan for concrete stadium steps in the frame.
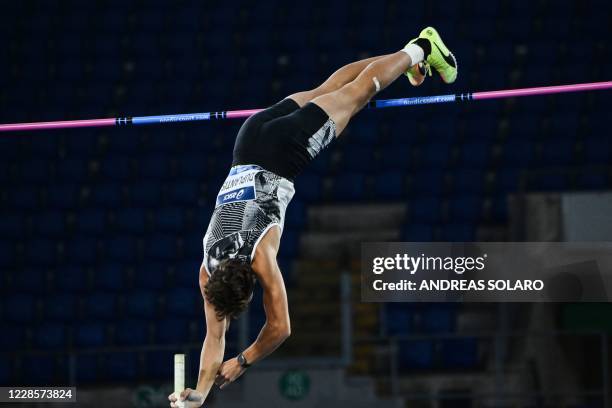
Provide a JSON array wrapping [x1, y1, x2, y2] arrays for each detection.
[[299, 230, 401, 259], [306, 204, 407, 232], [284, 204, 401, 378]]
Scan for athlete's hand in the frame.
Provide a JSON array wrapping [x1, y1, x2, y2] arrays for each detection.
[[215, 358, 247, 389], [168, 388, 205, 408]]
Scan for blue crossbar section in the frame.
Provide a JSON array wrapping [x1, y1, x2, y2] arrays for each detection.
[[132, 113, 212, 125], [374, 94, 456, 108]]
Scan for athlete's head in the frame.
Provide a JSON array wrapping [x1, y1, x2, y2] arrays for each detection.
[[204, 258, 257, 321]]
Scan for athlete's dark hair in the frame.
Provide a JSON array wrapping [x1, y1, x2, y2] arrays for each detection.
[[204, 258, 257, 321]]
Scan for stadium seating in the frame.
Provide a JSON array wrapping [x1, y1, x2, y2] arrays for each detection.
[[0, 0, 610, 385]]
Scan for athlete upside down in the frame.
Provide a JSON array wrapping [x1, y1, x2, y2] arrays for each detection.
[[169, 27, 457, 407]]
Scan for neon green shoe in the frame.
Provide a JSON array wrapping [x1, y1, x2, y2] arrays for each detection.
[[417, 26, 458, 84], [406, 61, 431, 86]]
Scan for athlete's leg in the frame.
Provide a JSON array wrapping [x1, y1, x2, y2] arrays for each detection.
[[288, 54, 392, 107], [311, 51, 414, 135]]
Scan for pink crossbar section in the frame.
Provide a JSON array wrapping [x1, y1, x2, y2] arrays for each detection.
[[0, 118, 116, 132], [473, 81, 612, 100], [225, 109, 264, 119]]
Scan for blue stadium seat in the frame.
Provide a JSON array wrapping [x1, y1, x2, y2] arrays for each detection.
[[101, 352, 138, 381], [398, 340, 434, 370], [452, 169, 485, 194], [107, 132, 141, 154], [114, 320, 151, 346], [583, 138, 610, 164], [502, 141, 535, 167], [374, 172, 406, 200], [63, 238, 98, 264], [57, 159, 89, 182], [0, 325, 25, 350], [174, 260, 200, 288], [331, 173, 365, 201], [409, 197, 442, 223], [155, 318, 190, 344], [34, 323, 67, 349], [458, 142, 490, 169], [145, 234, 179, 260], [90, 183, 123, 207], [165, 288, 200, 317], [540, 140, 575, 165], [125, 291, 158, 318], [75, 323, 107, 348], [20, 159, 51, 183], [491, 196, 509, 223], [342, 147, 374, 171], [133, 263, 167, 290], [114, 208, 147, 233], [130, 182, 163, 206], [11, 187, 39, 210], [4, 294, 36, 323], [45, 184, 79, 211], [84, 293, 117, 320], [168, 182, 199, 205], [0, 241, 13, 268], [529, 173, 568, 191], [74, 209, 107, 235], [44, 294, 77, 321], [94, 263, 126, 291], [155, 208, 185, 232], [176, 155, 207, 179], [439, 223, 476, 241], [23, 355, 58, 384], [440, 338, 479, 368], [378, 145, 411, 171], [144, 350, 174, 380], [410, 170, 444, 194], [55, 266, 89, 292], [285, 199, 307, 229], [495, 168, 523, 192], [385, 304, 415, 335], [139, 155, 171, 179], [26, 239, 57, 266], [100, 156, 132, 180], [75, 355, 99, 383], [576, 170, 608, 190], [295, 173, 322, 201], [0, 356, 11, 384], [12, 268, 47, 293], [106, 237, 138, 263], [32, 211, 65, 237], [420, 142, 451, 168], [64, 133, 99, 155], [279, 229, 300, 258], [402, 224, 434, 241], [421, 305, 456, 333], [448, 196, 483, 222]]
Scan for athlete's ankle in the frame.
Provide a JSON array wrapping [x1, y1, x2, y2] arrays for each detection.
[[413, 38, 431, 58]]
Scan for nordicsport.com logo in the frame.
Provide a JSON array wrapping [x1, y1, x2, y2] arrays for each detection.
[[372, 253, 488, 275]]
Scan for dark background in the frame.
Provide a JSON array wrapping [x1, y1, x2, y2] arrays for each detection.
[[0, 0, 611, 407]]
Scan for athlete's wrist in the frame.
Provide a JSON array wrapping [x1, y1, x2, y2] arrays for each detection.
[[237, 351, 252, 368]]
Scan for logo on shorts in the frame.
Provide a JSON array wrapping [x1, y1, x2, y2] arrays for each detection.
[[217, 186, 255, 206]]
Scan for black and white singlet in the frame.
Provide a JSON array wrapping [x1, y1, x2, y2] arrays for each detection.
[[202, 98, 335, 276], [202, 165, 295, 275]]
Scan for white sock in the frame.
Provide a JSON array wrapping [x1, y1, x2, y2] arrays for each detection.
[[401, 43, 424, 66]]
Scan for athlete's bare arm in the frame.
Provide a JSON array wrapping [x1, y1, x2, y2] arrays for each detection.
[[215, 226, 291, 389], [169, 269, 228, 407]]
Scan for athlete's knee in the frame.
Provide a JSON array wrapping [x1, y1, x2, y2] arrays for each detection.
[[344, 79, 375, 109]]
